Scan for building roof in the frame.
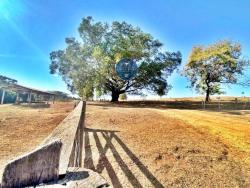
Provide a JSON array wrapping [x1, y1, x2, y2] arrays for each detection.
[[0, 82, 56, 96]]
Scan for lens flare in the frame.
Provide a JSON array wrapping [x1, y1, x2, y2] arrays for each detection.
[[0, 0, 46, 58], [0, 0, 25, 19]]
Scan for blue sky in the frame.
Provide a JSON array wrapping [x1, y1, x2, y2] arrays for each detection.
[[0, 0, 250, 98]]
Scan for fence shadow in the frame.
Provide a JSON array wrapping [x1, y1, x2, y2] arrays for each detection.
[[83, 128, 164, 188]]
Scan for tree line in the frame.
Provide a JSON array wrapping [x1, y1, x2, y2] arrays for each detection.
[[50, 17, 250, 102]]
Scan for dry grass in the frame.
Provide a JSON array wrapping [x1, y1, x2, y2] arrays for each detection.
[[1, 99, 249, 187], [0, 102, 74, 170], [160, 109, 250, 160], [85, 101, 250, 187]]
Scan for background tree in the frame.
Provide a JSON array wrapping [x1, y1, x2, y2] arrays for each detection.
[[49, 91, 70, 100], [119, 93, 127, 101], [184, 40, 248, 102], [50, 17, 181, 102]]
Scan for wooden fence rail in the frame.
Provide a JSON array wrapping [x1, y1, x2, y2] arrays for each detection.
[[0, 101, 86, 187]]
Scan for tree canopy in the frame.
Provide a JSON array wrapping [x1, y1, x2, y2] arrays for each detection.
[[50, 16, 182, 101], [184, 40, 248, 102]]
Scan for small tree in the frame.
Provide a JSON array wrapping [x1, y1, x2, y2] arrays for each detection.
[[119, 93, 127, 101], [50, 17, 182, 102], [184, 40, 248, 102]]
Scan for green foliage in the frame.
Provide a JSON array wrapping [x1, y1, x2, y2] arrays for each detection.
[[184, 40, 248, 101], [49, 91, 72, 100], [50, 17, 181, 101], [119, 93, 127, 101]]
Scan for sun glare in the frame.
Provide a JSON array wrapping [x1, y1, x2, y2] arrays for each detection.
[[0, 0, 24, 19]]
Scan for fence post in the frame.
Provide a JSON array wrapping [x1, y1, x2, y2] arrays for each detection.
[[201, 100, 206, 109], [218, 97, 221, 111], [248, 98, 250, 109], [235, 98, 238, 110], [1, 140, 62, 188]]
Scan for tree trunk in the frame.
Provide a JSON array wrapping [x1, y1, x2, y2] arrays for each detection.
[[111, 90, 120, 102], [205, 75, 211, 102], [205, 88, 210, 102]]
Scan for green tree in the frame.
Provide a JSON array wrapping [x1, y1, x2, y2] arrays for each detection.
[[119, 93, 127, 101], [50, 17, 181, 102], [184, 40, 248, 102]]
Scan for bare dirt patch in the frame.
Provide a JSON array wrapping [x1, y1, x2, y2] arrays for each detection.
[[0, 102, 74, 169], [85, 102, 250, 188]]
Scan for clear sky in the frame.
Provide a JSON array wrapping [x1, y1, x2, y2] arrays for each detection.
[[0, 0, 250, 98]]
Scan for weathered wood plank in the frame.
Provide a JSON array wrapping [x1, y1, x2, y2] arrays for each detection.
[[0, 101, 94, 187], [1, 140, 62, 188], [43, 101, 85, 175]]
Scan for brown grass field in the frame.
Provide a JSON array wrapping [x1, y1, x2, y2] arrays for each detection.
[[0, 102, 74, 170], [0, 99, 250, 187], [85, 100, 250, 187]]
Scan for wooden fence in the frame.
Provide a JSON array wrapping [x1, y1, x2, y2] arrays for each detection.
[[0, 101, 87, 187]]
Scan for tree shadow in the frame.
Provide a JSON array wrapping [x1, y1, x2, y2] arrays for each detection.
[[87, 101, 250, 115], [84, 128, 164, 188]]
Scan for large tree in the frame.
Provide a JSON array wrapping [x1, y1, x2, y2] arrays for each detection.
[[50, 17, 181, 101], [184, 40, 248, 102]]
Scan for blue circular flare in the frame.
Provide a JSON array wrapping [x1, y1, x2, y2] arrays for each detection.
[[115, 59, 138, 80]]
